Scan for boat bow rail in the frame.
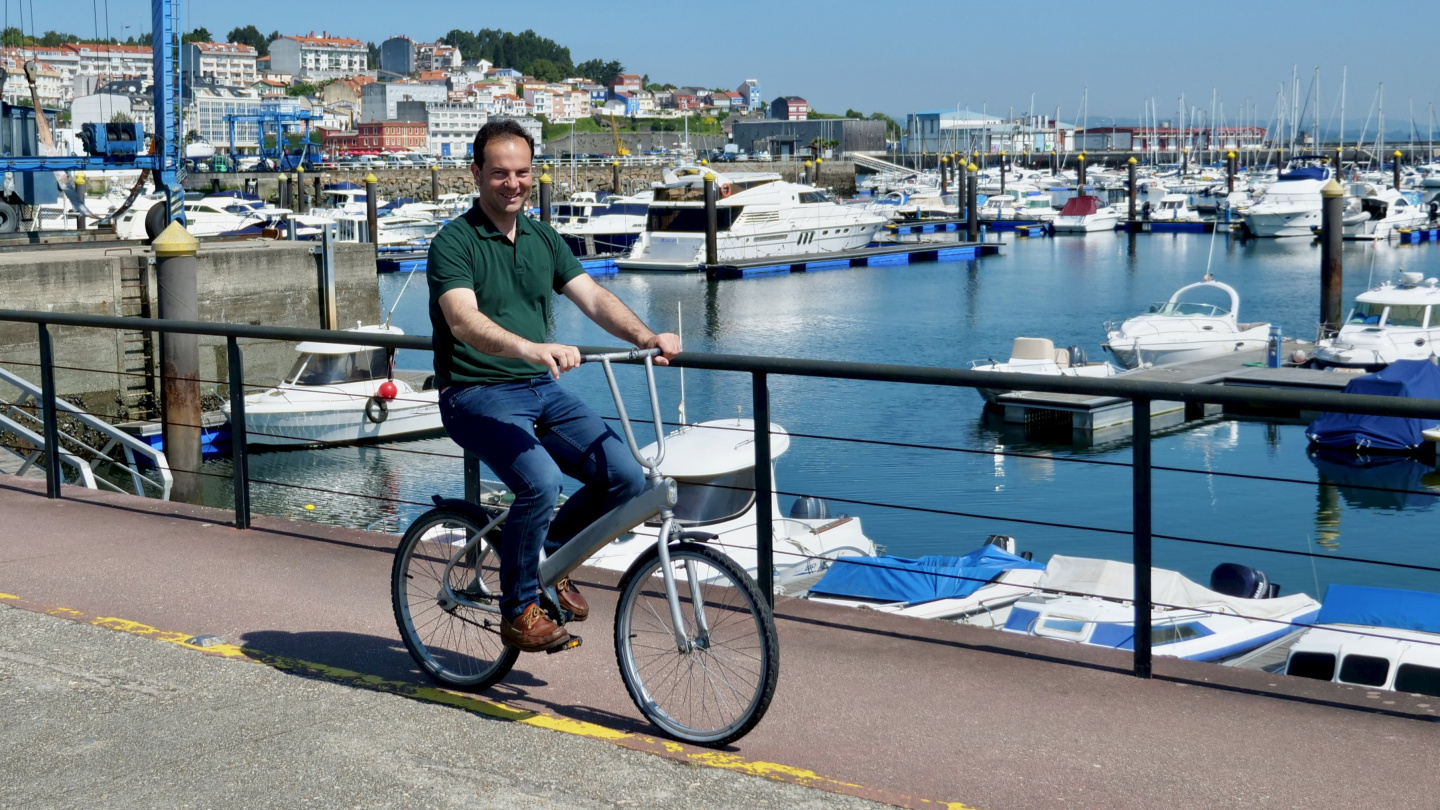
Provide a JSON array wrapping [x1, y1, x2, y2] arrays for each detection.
[[4, 307, 1440, 682]]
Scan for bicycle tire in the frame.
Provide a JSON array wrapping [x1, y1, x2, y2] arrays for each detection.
[[392, 507, 518, 689], [613, 542, 779, 746]]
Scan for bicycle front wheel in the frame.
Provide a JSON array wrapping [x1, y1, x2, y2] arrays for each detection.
[[392, 508, 517, 689], [614, 543, 779, 746]]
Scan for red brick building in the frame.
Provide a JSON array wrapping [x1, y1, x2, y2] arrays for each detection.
[[324, 121, 429, 155]]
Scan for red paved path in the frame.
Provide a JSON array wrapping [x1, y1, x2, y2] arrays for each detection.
[[3, 477, 1439, 809]]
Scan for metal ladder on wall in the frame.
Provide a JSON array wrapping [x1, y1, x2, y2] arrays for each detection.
[[117, 254, 158, 420], [0, 364, 172, 500]]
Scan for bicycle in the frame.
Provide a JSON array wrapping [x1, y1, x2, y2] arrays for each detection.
[[391, 348, 780, 746]]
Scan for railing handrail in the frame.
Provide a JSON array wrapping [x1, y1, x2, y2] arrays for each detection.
[[4, 308, 1439, 421]]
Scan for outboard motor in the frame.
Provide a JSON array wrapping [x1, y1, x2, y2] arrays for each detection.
[[1210, 563, 1280, 599], [789, 496, 831, 520], [1067, 345, 1088, 367]]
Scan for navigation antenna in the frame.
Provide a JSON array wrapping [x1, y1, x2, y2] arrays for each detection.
[[676, 302, 687, 426], [383, 263, 421, 329]]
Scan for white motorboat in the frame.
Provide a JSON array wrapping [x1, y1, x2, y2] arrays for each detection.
[[222, 324, 442, 448], [1242, 161, 1333, 237], [797, 534, 1047, 627], [976, 194, 1024, 221], [582, 418, 879, 582], [1003, 556, 1321, 662], [331, 212, 441, 246], [556, 191, 651, 256], [112, 196, 267, 239], [1050, 195, 1121, 233], [1341, 182, 1428, 240], [318, 182, 384, 215], [970, 337, 1120, 403], [1283, 584, 1440, 697], [1103, 278, 1271, 369], [1314, 271, 1440, 370], [1148, 193, 1203, 223], [617, 166, 887, 271]]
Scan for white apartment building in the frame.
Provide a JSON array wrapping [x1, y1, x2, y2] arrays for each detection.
[[268, 33, 367, 80], [0, 49, 66, 106], [415, 42, 460, 73], [64, 43, 153, 84], [29, 46, 81, 91], [360, 80, 449, 123], [424, 102, 487, 158], [183, 42, 258, 88]]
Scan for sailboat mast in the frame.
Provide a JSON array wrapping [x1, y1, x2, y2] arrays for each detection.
[[1339, 66, 1347, 160], [1312, 67, 1320, 150]]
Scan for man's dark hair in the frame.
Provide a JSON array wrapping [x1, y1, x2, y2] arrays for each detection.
[[472, 119, 534, 166]]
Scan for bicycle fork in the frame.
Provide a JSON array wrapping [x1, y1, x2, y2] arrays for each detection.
[[654, 511, 712, 653]]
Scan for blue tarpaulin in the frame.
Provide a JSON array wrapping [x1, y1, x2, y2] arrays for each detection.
[[1307, 360, 1440, 451], [808, 545, 1045, 605], [1317, 584, 1440, 635], [1307, 447, 1440, 510]]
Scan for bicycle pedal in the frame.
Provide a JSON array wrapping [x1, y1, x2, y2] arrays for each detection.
[[547, 635, 582, 654]]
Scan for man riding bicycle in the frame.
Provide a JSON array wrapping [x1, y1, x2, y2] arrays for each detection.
[[427, 120, 680, 653]]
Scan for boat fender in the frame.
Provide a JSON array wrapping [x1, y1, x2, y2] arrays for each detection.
[[719, 182, 732, 198], [1210, 563, 1271, 599], [364, 396, 389, 424]]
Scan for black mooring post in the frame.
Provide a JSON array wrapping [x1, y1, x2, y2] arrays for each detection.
[[464, 450, 481, 503], [227, 336, 250, 530], [37, 322, 61, 499], [1132, 396, 1153, 679], [752, 372, 774, 607]]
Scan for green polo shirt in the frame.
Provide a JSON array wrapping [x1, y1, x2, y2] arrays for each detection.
[[427, 204, 585, 387]]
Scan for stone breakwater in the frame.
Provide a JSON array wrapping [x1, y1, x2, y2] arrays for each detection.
[[185, 162, 858, 203]]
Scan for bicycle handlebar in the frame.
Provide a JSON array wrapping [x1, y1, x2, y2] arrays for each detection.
[[584, 347, 667, 474], [580, 347, 662, 364]]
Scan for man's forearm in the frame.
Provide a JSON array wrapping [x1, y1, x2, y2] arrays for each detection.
[[584, 287, 656, 346], [451, 307, 534, 358]]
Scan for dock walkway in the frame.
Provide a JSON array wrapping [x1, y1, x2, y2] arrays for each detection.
[[3, 476, 1439, 808]]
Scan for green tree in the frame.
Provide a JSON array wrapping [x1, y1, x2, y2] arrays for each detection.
[[182, 27, 212, 44], [287, 81, 319, 97], [528, 57, 565, 83], [110, 111, 134, 124], [575, 58, 624, 87], [366, 42, 379, 68], [39, 30, 79, 46], [1, 27, 26, 46], [226, 25, 270, 57]]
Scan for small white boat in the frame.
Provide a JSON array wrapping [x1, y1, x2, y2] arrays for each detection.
[[1242, 161, 1332, 238], [970, 337, 1120, 403], [1148, 193, 1203, 222], [556, 191, 651, 256], [1051, 195, 1121, 233], [583, 418, 879, 581], [223, 325, 442, 448], [1314, 271, 1440, 370], [1341, 183, 1428, 240], [798, 534, 1046, 627], [1103, 278, 1271, 369], [1003, 556, 1321, 662], [1284, 584, 1440, 696]]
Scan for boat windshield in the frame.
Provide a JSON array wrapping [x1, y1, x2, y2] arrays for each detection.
[[1384, 304, 1428, 328], [646, 206, 742, 233], [1347, 302, 1383, 325], [1145, 301, 1228, 317], [286, 350, 390, 385]]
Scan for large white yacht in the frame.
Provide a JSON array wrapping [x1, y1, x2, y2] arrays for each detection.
[[1341, 183, 1428, 240], [616, 166, 888, 271], [1242, 160, 1333, 237], [1314, 271, 1440, 370], [554, 191, 652, 256]]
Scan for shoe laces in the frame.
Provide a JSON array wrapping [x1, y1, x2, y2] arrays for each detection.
[[557, 577, 574, 593], [521, 603, 546, 624]]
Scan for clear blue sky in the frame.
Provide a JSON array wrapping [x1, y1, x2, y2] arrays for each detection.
[[28, 0, 1440, 131]]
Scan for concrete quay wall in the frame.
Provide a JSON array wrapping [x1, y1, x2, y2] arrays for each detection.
[[0, 241, 381, 419]]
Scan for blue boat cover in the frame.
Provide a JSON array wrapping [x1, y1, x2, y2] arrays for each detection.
[[1317, 584, 1440, 635], [1307, 447, 1440, 510], [1278, 166, 1329, 182], [1306, 360, 1440, 451], [808, 545, 1045, 605]]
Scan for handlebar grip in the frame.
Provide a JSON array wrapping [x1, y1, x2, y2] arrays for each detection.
[[579, 347, 661, 364]]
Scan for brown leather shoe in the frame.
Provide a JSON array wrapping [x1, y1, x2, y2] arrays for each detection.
[[500, 603, 569, 652], [557, 577, 589, 622]]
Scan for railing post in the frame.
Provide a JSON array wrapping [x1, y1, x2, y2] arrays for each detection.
[[37, 322, 61, 499], [751, 372, 774, 606], [1132, 396, 1153, 679], [227, 336, 250, 529], [464, 449, 481, 503]]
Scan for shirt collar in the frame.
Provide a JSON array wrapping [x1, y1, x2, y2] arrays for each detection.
[[466, 203, 533, 240]]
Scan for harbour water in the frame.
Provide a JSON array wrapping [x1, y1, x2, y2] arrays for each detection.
[[201, 231, 1440, 601]]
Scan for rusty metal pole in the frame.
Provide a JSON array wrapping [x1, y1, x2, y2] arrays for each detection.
[[430, 164, 440, 201], [814, 157, 823, 188], [999, 152, 1008, 197], [966, 163, 979, 242], [611, 159, 620, 193], [939, 156, 949, 197], [1127, 156, 1138, 221], [154, 223, 202, 504], [295, 165, 307, 212], [364, 172, 379, 248], [1393, 150, 1403, 191], [955, 158, 968, 223], [1320, 178, 1346, 334], [1226, 150, 1236, 193], [703, 170, 719, 267], [1077, 153, 1087, 190], [539, 171, 552, 223]]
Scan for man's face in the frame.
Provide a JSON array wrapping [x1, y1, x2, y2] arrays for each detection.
[[472, 136, 532, 219]]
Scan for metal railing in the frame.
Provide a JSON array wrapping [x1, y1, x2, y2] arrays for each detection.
[[5, 307, 1440, 680]]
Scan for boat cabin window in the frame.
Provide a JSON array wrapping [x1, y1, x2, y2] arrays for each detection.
[[1151, 622, 1206, 646], [647, 206, 742, 233], [1035, 616, 1089, 639], [660, 468, 757, 527], [1338, 654, 1391, 687], [287, 349, 390, 385], [1393, 663, 1440, 697], [1285, 651, 1336, 681], [1146, 301, 1227, 318], [1347, 302, 1383, 325], [798, 191, 828, 204], [1384, 305, 1427, 328]]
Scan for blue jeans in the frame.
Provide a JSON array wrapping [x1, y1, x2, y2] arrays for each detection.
[[439, 375, 646, 621]]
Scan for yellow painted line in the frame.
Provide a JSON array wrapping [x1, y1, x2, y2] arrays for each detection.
[[5, 593, 974, 809]]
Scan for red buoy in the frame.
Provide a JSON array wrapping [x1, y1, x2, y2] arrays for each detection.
[[378, 380, 398, 400]]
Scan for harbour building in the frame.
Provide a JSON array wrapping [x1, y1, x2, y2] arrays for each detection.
[[268, 32, 368, 80], [182, 42, 259, 89]]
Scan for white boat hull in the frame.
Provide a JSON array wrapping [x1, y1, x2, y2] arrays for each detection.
[[1052, 213, 1120, 233], [236, 398, 442, 447], [618, 223, 882, 271], [1243, 208, 1321, 237], [1103, 337, 1264, 370]]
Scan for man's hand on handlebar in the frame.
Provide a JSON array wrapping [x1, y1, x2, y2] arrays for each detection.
[[523, 342, 582, 378], [643, 332, 682, 366]]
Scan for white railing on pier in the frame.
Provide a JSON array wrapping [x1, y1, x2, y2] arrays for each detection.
[[0, 365, 172, 500]]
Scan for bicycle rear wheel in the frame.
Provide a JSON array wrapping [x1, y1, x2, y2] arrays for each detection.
[[392, 508, 517, 688], [614, 542, 779, 746]]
